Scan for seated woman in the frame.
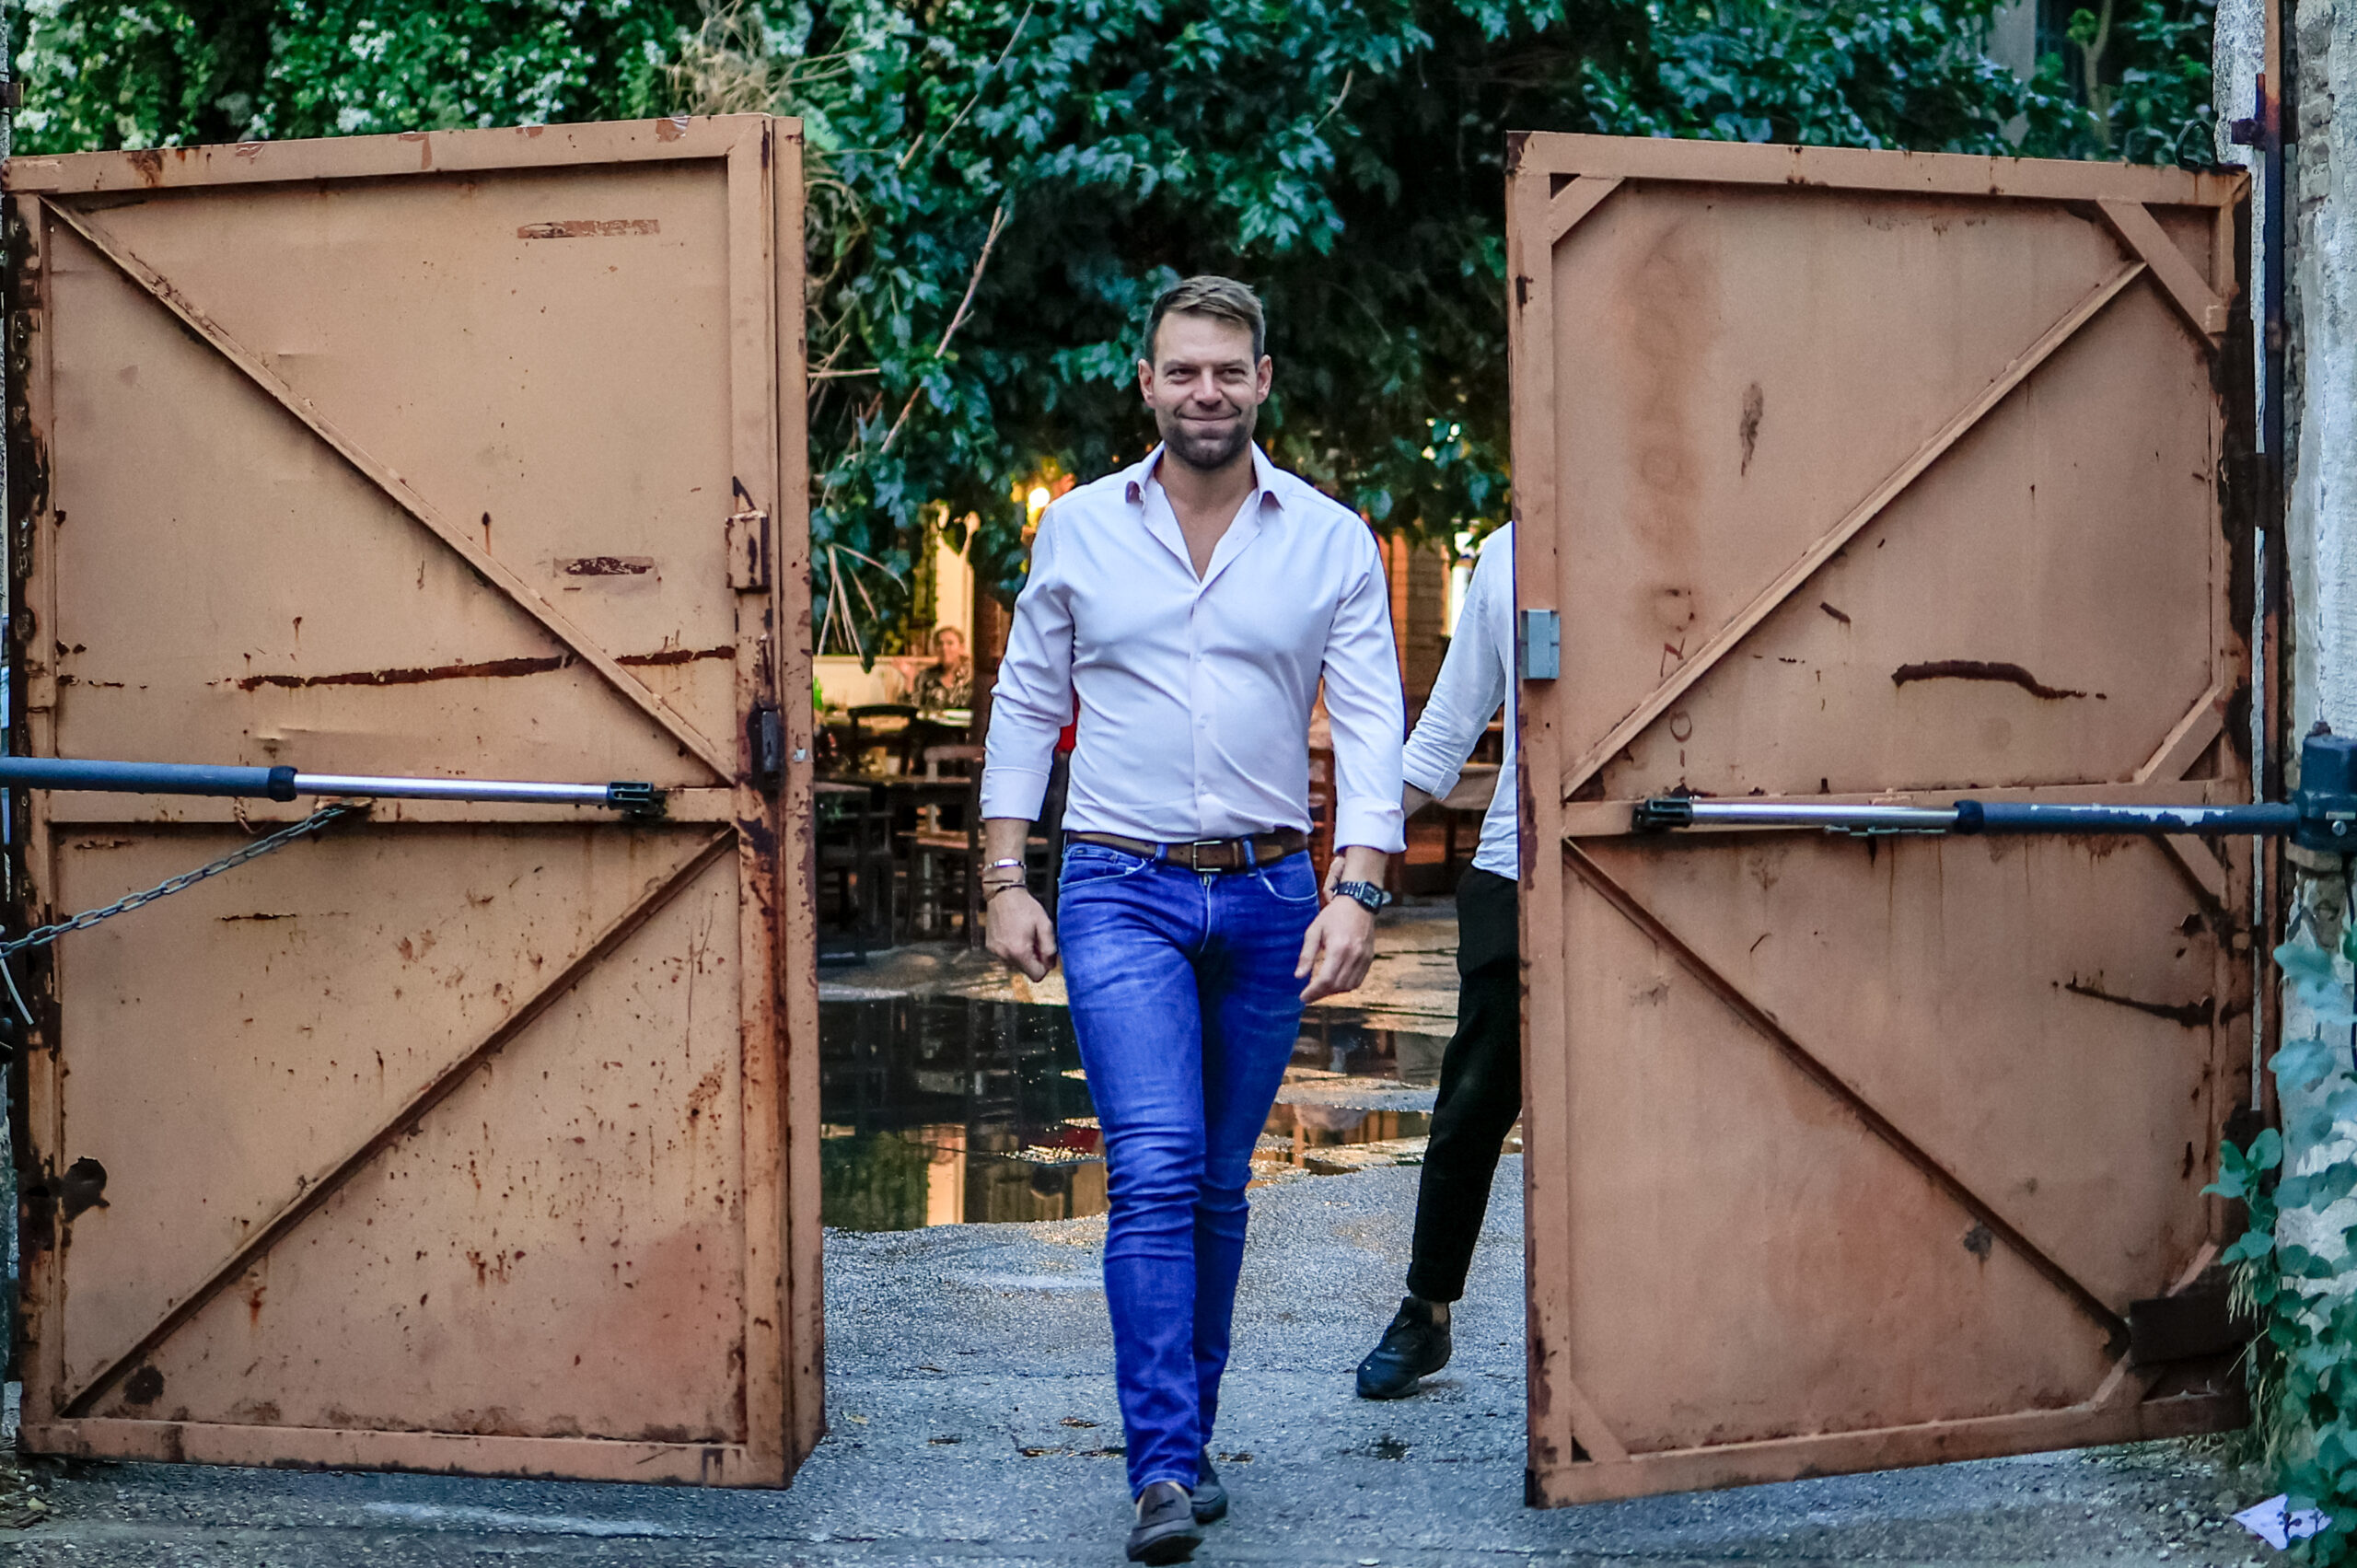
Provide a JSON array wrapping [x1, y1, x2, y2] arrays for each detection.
[[910, 624, 974, 711]]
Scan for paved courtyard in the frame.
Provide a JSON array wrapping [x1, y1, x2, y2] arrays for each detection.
[[0, 912, 2281, 1564], [0, 1159, 2275, 1565]]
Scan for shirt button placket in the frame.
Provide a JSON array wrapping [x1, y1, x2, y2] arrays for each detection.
[[1189, 605, 1209, 834]]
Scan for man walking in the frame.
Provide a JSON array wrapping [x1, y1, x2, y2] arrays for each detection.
[[981, 276, 1405, 1563], [1352, 520, 1522, 1400]]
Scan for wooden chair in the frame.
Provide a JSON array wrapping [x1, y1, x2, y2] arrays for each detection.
[[814, 782, 892, 961], [900, 746, 985, 945]]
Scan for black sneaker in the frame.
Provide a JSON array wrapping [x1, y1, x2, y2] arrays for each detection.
[[1126, 1480, 1202, 1563], [1191, 1449, 1227, 1524], [1354, 1295, 1452, 1400]]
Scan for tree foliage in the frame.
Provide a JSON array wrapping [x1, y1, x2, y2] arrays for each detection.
[[681, 0, 2158, 645], [14, 0, 2220, 647], [2038, 0, 2218, 166], [13, 0, 692, 150]]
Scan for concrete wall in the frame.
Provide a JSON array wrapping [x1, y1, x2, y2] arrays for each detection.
[[2217, 0, 2357, 1319], [2217, 0, 2357, 740]]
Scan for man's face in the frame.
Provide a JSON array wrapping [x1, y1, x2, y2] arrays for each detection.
[[1138, 313, 1271, 473]]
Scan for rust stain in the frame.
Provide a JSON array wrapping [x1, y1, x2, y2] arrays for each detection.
[[518, 219, 661, 240], [1819, 601, 1851, 626], [625, 645, 734, 668], [1738, 382, 1765, 475], [244, 655, 565, 691], [125, 148, 163, 187], [1626, 215, 1718, 575], [122, 1365, 164, 1406], [686, 1063, 726, 1122], [1891, 660, 2085, 701], [561, 556, 656, 576], [237, 645, 730, 691], [2061, 978, 2213, 1028], [59, 1156, 108, 1220]]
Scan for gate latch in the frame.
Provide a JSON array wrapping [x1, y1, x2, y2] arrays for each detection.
[[1519, 609, 1562, 680], [749, 703, 785, 796]]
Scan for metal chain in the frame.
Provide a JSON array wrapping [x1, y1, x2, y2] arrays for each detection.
[[0, 805, 357, 1026]]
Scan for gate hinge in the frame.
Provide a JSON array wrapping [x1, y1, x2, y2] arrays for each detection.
[[726, 508, 771, 592], [1518, 609, 1562, 681], [2127, 1267, 2256, 1366]]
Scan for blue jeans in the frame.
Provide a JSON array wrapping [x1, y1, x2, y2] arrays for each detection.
[[1056, 842, 1319, 1496]]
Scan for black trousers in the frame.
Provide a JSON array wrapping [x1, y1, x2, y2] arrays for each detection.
[[1405, 866, 1521, 1304]]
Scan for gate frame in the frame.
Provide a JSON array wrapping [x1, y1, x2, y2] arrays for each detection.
[[1505, 132, 2252, 1507], [1, 115, 823, 1485]]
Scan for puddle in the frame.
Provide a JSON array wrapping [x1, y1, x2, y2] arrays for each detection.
[[819, 996, 1457, 1231]]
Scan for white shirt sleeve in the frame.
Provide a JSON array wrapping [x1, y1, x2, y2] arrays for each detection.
[[1320, 529, 1408, 854], [1401, 536, 1509, 801], [979, 508, 1074, 823]]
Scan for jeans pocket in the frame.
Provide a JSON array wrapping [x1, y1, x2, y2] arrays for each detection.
[[1253, 853, 1322, 905], [1060, 844, 1154, 889]]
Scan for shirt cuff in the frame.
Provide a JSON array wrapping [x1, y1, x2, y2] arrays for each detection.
[[1333, 799, 1406, 855], [979, 766, 1051, 823], [1401, 754, 1463, 803]]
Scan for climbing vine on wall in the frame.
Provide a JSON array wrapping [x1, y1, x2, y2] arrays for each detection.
[[2215, 935, 2357, 1562]]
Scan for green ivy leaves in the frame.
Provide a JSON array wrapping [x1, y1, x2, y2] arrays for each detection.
[[2216, 935, 2357, 1564]]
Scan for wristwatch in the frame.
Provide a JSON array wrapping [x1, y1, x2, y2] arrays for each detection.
[[1331, 878, 1392, 914]]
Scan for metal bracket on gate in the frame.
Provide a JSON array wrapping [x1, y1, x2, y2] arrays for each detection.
[[1632, 731, 2357, 846]]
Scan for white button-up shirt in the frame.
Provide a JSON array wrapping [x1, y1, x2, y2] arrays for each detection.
[[981, 445, 1406, 854], [1401, 523, 1519, 878]]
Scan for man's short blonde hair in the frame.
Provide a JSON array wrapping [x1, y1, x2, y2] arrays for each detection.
[[1142, 275, 1265, 366]]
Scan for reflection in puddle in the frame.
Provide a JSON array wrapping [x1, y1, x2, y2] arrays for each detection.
[[819, 996, 1453, 1231]]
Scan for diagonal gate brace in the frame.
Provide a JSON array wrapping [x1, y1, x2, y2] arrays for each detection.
[[39, 198, 736, 783], [1562, 841, 2131, 1347]]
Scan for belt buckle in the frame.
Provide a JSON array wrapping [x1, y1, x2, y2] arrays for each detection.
[[1188, 838, 1225, 872]]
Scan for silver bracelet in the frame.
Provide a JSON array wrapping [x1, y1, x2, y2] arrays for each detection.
[[986, 857, 1025, 872]]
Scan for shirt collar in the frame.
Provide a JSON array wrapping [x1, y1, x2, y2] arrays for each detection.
[[1124, 443, 1287, 514]]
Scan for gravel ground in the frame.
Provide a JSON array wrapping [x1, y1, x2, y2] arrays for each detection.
[[0, 1159, 2280, 1566]]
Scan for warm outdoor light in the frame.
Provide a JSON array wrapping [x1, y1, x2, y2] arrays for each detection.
[[1027, 484, 1051, 519]]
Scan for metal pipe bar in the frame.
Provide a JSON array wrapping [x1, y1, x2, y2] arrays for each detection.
[[0, 757, 292, 798], [1633, 797, 2303, 837], [0, 757, 661, 813], [1639, 801, 1959, 831], [1960, 801, 2299, 836], [290, 772, 614, 806]]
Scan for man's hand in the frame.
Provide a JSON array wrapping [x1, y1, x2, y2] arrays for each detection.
[[986, 885, 1058, 981], [1296, 898, 1376, 1002], [981, 816, 1057, 981], [1299, 843, 1389, 1002]]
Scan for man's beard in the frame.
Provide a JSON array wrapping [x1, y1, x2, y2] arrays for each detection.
[[1158, 404, 1255, 472]]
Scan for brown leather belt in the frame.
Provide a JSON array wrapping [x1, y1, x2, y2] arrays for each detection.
[[1064, 828, 1307, 872]]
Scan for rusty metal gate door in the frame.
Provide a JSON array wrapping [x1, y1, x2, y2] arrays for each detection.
[[1507, 135, 2252, 1504], [2, 118, 819, 1484]]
